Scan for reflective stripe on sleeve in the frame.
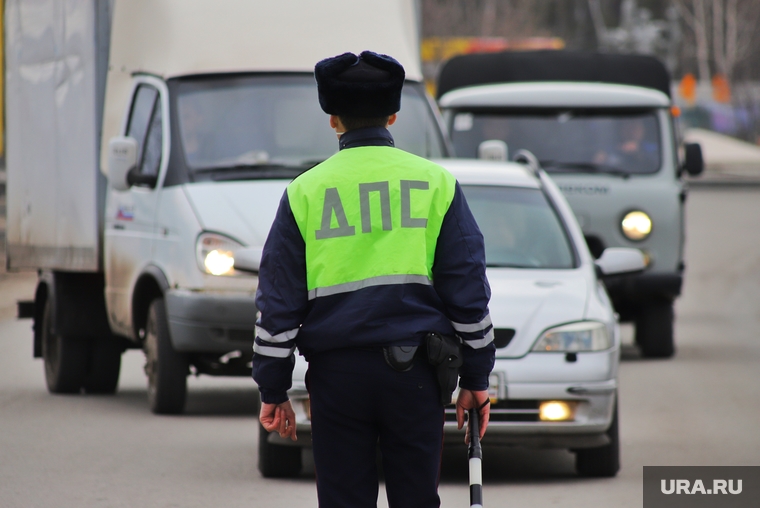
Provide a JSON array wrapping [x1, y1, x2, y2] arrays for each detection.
[[253, 344, 296, 358], [255, 326, 299, 343], [451, 314, 492, 333], [462, 328, 494, 349], [308, 274, 432, 300]]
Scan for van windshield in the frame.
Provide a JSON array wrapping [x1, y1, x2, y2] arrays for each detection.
[[175, 75, 445, 179], [450, 110, 661, 176], [461, 185, 575, 269]]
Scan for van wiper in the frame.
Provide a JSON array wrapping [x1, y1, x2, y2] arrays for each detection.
[[193, 164, 307, 181], [540, 161, 630, 179]]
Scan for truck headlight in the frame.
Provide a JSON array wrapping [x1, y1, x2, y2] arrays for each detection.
[[621, 210, 652, 241], [196, 233, 245, 276], [532, 321, 611, 352]]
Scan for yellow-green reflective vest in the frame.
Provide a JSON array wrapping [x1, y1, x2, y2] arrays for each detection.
[[287, 147, 457, 300]]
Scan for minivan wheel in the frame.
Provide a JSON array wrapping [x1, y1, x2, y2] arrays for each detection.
[[144, 298, 189, 414], [258, 421, 302, 478], [635, 299, 675, 358], [575, 400, 620, 477], [42, 298, 87, 394]]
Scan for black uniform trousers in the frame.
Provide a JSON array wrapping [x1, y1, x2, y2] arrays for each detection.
[[308, 348, 444, 508]]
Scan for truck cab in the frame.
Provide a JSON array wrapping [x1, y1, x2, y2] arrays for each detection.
[[436, 51, 704, 358]]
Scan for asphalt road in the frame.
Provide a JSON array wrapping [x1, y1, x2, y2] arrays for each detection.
[[1, 187, 759, 507]]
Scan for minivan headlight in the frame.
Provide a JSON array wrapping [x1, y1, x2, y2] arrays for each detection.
[[532, 321, 611, 352], [196, 233, 245, 276], [621, 210, 652, 241]]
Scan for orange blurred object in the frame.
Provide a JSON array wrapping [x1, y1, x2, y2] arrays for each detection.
[[678, 73, 697, 105], [712, 74, 731, 103]]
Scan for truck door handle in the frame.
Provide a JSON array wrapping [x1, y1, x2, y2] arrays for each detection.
[[114, 224, 125, 230]]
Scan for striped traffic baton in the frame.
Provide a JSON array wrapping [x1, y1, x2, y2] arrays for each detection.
[[468, 407, 483, 508]]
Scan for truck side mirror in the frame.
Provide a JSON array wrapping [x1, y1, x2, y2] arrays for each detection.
[[233, 247, 263, 274], [683, 142, 704, 176], [478, 140, 508, 161], [595, 248, 646, 277], [108, 136, 138, 191]]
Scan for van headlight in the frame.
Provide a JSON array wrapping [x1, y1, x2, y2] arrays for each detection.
[[532, 321, 611, 352], [621, 210, 652, 241], [196, 233, 245, 276]]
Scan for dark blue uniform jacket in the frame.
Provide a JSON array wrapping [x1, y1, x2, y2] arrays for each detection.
[[253, 127, 495, 404]]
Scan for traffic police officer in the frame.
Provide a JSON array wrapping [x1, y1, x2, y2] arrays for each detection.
[[253, 51, 495, 508]]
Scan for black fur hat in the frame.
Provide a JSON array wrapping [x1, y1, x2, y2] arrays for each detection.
[[315, 51, 405, 117]]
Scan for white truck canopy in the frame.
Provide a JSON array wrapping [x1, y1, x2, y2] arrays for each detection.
[[101, 0, 422, 172]]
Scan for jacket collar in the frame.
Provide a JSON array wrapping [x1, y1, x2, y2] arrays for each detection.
[[338, 126, 395, 150]]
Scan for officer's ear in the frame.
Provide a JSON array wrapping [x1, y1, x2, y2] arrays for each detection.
[[329, 115, 340, 129], [386, 114, 397, 127]]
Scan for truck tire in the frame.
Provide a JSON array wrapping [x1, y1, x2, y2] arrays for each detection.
[[635, 299, 675, 358], [42, 298, 88, 394], [83, 340, 122, 394], [575, 400, 620, 477], [145, 298, 188, 414], [258, 422, 302, 478]]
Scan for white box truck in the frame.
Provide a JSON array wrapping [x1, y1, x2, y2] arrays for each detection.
[[5, 0, 448, 413]]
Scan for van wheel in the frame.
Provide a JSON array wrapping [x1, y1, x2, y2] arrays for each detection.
[[635, 299, 675, 358], [42, 298, 87, 394], [258, 422, 302, 478], [83, 340, 122, 394], [144, 298, 188, 414], [575, 400, 620, 477]]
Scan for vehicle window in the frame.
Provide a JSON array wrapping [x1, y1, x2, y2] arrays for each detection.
[[451, 110, 661, 176], [126, 85, 159, 168], [140, 100, 163, 177], [176, 75, 445, 178], [461, 185, 575, 269]]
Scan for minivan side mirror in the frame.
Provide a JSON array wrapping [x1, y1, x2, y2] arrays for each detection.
[[233, 247, 263, 274], [683, 142, 704, 176], [478, 140, 508, 161], [108, 136, 138, 191], [595, 248, 646, 277]]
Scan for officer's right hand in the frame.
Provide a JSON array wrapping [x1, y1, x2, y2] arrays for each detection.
[[260, 400, 298, 441], [455, 388, 490, 443]]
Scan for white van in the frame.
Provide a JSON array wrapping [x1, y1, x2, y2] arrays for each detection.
[[436, 51, 704, 358], [5, 0, 447, 413]]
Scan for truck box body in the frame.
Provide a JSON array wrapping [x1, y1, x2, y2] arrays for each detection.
[[5, 0, 112, 271]]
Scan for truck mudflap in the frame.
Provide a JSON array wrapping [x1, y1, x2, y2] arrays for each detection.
[[163, 289, 257, 353]]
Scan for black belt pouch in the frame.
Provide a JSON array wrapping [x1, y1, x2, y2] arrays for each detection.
[[425, 333, 463, 406]]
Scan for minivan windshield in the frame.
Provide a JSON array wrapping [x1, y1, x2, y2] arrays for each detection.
[[450, 110, 661, 176], [175, 75, 445, 179], [461, 186, 575, 269]]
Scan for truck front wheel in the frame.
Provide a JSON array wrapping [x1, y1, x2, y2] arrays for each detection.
[[144, 298, 189, 414], [42, 298, 87, 394], [635, 299, 675, 358]]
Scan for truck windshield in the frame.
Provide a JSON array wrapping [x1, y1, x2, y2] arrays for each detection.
[[461, 185, 575, 269], [175, 75, 445, 179], [450, 110, 661, 176]]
